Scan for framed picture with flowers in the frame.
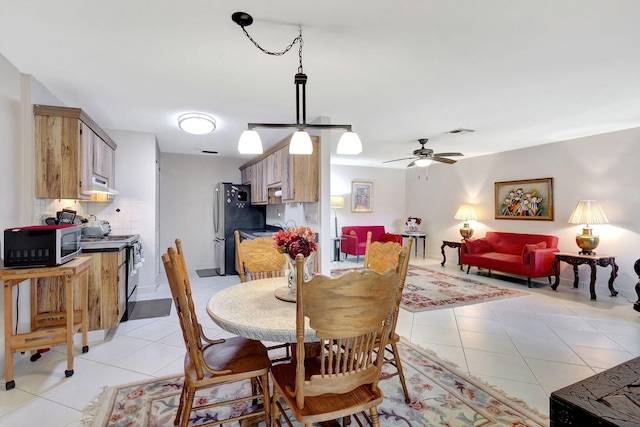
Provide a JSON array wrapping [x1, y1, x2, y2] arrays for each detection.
[[351, 181, 372, 213]]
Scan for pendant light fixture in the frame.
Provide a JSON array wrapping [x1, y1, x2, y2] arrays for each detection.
[[232, 12, 362, 155]]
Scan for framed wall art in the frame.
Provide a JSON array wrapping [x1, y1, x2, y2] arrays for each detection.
[[351, 181, 372, 213], [494, 178, 553, 220]]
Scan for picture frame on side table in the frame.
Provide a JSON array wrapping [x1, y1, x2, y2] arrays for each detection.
[[494, 177, 553, 220], [351, 181, 372, 213]]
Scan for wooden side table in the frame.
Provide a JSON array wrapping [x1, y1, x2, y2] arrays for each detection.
[[441, 240, 463, 270], [1, 256, 91, 390], [551, 252, 618, 300], [401, 232, 426, 259]]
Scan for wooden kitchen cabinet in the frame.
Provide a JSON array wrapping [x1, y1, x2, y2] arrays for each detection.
[[239, 134, 319, 204], [281, 138, 319, 203], [34, 105, 117, 201], [250, 161, 268, 204], [85, 249, 126, 331]]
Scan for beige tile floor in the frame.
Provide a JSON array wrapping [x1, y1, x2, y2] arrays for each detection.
[[1, 255, 639, 426]]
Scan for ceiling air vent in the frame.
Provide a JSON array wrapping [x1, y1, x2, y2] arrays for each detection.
[[447, 128, 475, 134], [201, 150, 218, 154]]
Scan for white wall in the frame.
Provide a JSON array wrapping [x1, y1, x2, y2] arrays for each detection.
[[159, 153, 246, 272], [0, 54, 23, 377], [405, 128, 640, 299], [330, 165, 408, 234]]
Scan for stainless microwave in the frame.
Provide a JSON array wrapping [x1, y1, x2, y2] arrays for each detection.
[[3, 224, 81, 267]]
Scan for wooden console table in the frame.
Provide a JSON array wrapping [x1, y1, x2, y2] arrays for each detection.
[[1, 256, 91, 390], [551, 252, 618, 300], [441, 240, 463, 270]]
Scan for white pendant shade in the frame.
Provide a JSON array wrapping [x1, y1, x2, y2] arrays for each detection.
[[336, 131, 362, 155], [178, 113, 216, 135], [289, 130, 313, 154], [238, 130, 263, 154]]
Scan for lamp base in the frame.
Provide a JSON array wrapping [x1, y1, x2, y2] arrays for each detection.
[[459, 223, 473, 240], [575, 226, 599, 255]]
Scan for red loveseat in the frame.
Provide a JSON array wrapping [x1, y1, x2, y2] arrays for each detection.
[[340, 226, 401, 261], [460, 231, 560, 288]]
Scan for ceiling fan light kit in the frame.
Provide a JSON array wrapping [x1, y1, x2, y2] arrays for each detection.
[[232, 12, 361, 155], [384, 138, 464, 167]]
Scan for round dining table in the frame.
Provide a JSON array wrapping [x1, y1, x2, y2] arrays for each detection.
[[206, 277, 317, 343]]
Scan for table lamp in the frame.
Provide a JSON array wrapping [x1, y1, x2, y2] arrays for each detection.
[[568, 200, 608, 255], [330, 195, 344, 238], [454, 204, 477, 240]]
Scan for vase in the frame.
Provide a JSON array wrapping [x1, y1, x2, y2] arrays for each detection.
[[286, 256, 311, 296]]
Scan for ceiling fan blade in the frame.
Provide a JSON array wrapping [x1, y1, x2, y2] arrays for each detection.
[[406, 160, 417, 168], [383, 157, 416, 163], [433, 152, 464, 157], [431, 156, 457, 164]]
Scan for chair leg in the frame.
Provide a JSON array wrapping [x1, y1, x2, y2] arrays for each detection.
[[180, 386, 196, 427], [369, 407, 381, 427], [174, 384, 187, 426], [261, 373, 271, 427], [466, 265, 471, 274], [527, 277, 532, 288], [390, 342, 410, 403]]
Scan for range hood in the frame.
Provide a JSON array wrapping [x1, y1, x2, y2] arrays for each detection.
[[90, 176, 119, 195]]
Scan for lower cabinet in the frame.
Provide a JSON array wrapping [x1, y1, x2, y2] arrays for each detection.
[[86, 249, 126, 331]]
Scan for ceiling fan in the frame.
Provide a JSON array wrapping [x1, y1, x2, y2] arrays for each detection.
[[383, 138, 464, 167]]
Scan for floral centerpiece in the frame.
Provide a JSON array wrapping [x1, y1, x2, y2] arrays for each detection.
[[273, 226, 317, 294], [272, 226, 317, 260], [406, 216, 422, 232]]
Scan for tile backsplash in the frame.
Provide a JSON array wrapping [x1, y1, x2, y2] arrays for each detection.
[[34, 198, 142, 236]]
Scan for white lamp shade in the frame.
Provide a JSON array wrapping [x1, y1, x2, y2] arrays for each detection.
[[330, 195, 344, 208], [178, 113, 216, 135], [336, 131, 362, 155], [454, 204, 477, 221], [238, 130, 263, 154], [568, 200, 609, 225], [289, 131, 313, 154]]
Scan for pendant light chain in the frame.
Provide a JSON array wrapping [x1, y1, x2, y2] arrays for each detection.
[[241, 25, 304, 73]]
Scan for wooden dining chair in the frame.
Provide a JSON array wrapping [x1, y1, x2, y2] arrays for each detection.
[[270, 252, 404, 427], [162, 244, 272, 427], [234, 230, 287, 283], [234, 230, 291, 361], [364, 233, 413, 404]]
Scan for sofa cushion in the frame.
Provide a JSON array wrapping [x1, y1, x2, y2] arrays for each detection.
[[522, 242, 547, 264], [466, 238, 492, 254], [380, 233, 402, 243]]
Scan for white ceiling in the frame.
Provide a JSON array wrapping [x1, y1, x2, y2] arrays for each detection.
[[2, 1, 640, 169]]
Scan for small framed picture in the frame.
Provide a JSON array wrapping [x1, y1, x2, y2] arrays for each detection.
[[351, 181, 372, 213], [494, 178, 553, 220]]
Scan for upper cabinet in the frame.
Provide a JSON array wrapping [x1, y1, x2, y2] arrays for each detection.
[[239, 134, 319, 205], [34, 105, 117, 201]]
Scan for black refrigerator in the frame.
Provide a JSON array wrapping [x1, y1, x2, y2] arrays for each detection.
[[213, 182, 266, 275]]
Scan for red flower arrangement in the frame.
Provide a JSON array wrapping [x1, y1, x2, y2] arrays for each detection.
[[406, 217, 422, 225], [272, 226, 317, 260]]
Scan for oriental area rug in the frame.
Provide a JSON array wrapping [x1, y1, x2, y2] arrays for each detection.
[[331, 265, 528, 312], [82, 340, 548, 427]]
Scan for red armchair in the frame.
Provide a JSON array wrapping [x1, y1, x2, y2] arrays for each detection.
[[340, 226, 401, 262]]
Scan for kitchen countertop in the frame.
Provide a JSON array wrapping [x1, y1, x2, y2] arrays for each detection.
[[237, 226, 282, 241], [80, 234, 139, 252]]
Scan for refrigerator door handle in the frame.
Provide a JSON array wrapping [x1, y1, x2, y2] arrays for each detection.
[[213, 187, 220, 234]]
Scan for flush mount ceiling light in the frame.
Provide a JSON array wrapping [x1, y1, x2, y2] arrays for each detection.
[[178, 113, 216, 135], [232, 11, 362, 156]]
